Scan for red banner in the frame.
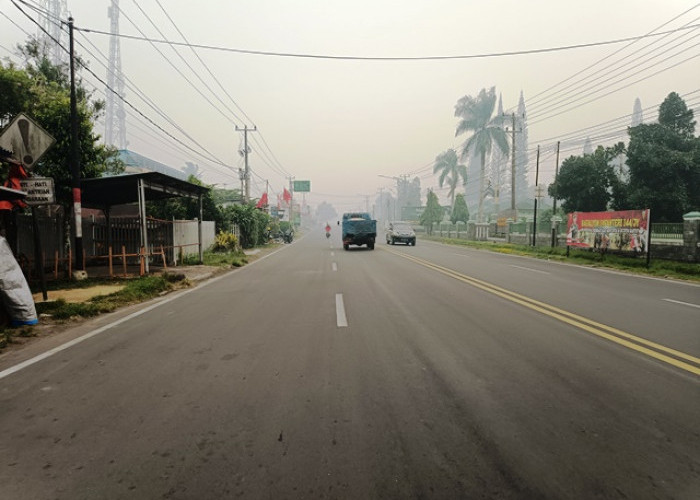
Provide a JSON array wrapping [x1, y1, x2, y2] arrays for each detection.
[[567, 209, 650, 253]]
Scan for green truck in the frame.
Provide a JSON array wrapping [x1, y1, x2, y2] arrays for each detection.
[[341, 212, 377, 250]]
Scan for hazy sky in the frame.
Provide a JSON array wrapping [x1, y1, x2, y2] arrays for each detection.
[[1, 0, 699, 212]]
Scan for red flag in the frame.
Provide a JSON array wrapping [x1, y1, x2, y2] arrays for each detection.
[[255, 192, 268, 209], [283, 188, 292, 203]]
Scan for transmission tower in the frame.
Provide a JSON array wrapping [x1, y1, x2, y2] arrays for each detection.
[[37, 0, 68, 66], [105, 0, 127, 149]]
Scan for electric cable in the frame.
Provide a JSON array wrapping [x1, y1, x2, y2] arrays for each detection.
[[75, 22, 700, 61]]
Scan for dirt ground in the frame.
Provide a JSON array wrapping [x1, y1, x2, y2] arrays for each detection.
[[32, 285, 126, 303]]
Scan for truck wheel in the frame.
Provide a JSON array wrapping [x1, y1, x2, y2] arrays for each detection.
[[368, 243, 375, 250], [343, 244, 349, 250], [411, 240, 416, 246]]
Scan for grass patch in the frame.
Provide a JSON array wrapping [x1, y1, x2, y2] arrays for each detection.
[[202, 251, 249, 268], [33, 274, 188, 321], [423, 235, 700, 282], [181, 250, 249, 268]]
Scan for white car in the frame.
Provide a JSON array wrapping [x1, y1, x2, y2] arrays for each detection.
[[385, 221, 416, 246]]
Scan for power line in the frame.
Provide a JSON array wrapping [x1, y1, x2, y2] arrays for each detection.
[[9, 0, 242, 175], [520, 4, 700, 113], [74, 33, 236, 171], [127, 0, 245, 128], [149, 0, 291, 180], [152, 0, 255, 127], [75, 23, 700, 61], [528, 38, 700, 124]]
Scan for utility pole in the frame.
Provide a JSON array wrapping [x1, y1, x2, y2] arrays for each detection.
[[552, 141, 560, 215], [68, 18, 84, 275], [288, 177, 294, 227], [532, 145, 540, 247], [236, 125, 256, 203], [238, 168, 245, 203], [551, 141, 561, 247], [357, 194, 370, 213]]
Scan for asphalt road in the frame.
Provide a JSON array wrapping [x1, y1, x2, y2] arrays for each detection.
[[1, 228, 698, 499]]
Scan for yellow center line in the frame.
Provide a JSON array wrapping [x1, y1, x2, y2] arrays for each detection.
[[381, 247, 700, 376]]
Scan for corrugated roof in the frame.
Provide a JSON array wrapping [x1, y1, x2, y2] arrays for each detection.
[[80, 172, 208, 210]]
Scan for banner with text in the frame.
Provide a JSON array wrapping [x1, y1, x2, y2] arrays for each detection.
[[567, 209, 650, 253]]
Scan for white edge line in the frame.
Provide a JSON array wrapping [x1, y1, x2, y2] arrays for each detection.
[[336, 293, 348, 327], [0, 244, 291, 381], [662, 298, 700, 309]]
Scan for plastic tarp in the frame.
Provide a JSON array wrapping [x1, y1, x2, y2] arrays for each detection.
[[0, 236, 38, 326]]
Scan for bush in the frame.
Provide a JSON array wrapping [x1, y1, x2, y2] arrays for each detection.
[[212, 231, 239, 252]]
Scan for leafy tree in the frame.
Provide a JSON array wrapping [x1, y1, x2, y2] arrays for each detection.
[[450, 193, 469, 224], [455, 87, 509, 222], [0, 39, 123, 205], [433, 149, 467, 212], [0, 63, 33, 127], [420, 189, 443, 235], [658, 91, 696, 138], [211, 187, 242, 205], [221, 203, 271, 248], [548, 145, 623, 214], [147, 176, 223, 229], [625, 92, 699, 221]]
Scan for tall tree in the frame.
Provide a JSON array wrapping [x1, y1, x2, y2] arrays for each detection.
[[0, 39, 123, 206], [454, 87, 508, 222], [658, 91, 696, 138], [450, 193, 469, 224], [419, 189, 443, 235], [433, 149, 467, 212], [548, 145, 623, 214], [147, 175, 223, 229], [625, 92, 699, 221]]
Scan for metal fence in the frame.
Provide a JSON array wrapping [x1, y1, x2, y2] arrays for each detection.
[[510, 222, 528, 234], [651, 222, 683, 244], [13, 212, 216, 279]]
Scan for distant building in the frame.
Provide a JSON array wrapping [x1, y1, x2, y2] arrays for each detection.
[[116, 150, 187, 180]]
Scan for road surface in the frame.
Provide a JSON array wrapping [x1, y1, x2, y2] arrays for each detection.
[[1, 228, 698, 499]]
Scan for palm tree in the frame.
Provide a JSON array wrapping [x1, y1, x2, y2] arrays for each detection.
[[455, 87, 509, 222], [433, 149, 467, 213]]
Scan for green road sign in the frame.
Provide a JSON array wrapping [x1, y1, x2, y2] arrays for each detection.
[[293, 180, 311, 192]]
